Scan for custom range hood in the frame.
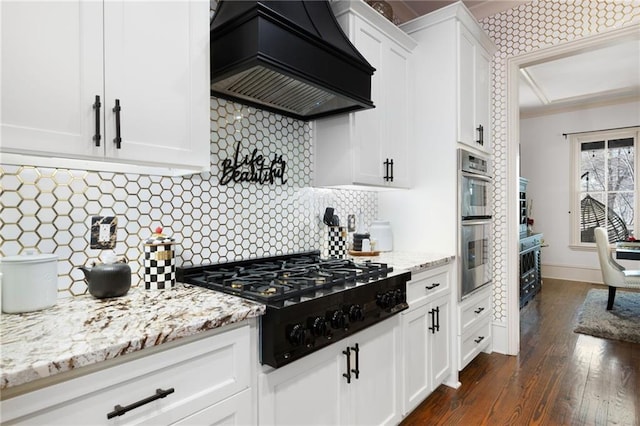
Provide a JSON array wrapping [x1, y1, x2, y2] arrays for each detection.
[[210, 0, 375, 121]]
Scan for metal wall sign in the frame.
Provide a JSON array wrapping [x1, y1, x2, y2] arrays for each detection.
[[220, 142, 287, 185]]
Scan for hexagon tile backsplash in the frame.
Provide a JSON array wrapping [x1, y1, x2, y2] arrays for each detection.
[[0, 98, 378, 297]]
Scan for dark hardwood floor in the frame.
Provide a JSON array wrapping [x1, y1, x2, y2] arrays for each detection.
[[400, 279, 640, 426]]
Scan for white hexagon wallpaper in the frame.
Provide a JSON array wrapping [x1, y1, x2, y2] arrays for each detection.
[[480, 0, 640, 322], [0, 98, 378, 297]]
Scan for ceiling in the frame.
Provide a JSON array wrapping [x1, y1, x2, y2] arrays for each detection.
[[386, 1, 640, 117]]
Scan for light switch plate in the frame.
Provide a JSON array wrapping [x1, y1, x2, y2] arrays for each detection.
[[90, 216, 117, 249]]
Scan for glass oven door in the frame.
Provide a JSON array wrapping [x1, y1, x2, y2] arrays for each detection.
[[460, 172, 491, 220], [460, 220, 492, 299]]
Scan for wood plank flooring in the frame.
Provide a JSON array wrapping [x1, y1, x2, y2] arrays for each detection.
[[400, 279, 640, 426]]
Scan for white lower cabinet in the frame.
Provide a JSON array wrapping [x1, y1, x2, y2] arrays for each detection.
[[457, 286, 492, 370], [401, 277, 452, 416], [259, 315, 401, 426], [1, 323, 254, 425]]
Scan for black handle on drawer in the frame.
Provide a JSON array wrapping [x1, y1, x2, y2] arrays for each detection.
[[425, 282, 441, 290], [113, 98, 122, 149], [350, 343, 360, 379], [92, 95, 101, 147], [107, 388, 175, 419], [474, 307, 485, 314], [343, 347, 352, 384], [474, 336, 485, 344]]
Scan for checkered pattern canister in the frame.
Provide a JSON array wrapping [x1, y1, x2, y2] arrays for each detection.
[[143, 231, 176, 290], [327, 226, 347, 259]]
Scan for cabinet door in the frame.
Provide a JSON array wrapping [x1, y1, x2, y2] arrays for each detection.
[[475, 47, 491, 152], [457, 24, 476, 148], [351, 19, 385, 186], [1, 1, 103, 158], [384, 42, 412, 188], [429, 295, 451, 390], [401, 305, 429, 416], [103, 0, 209, 170], [259, 346, 345, 426], [349, 316, 400, 426]]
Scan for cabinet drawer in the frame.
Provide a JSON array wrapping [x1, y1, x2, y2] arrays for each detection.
[[3, 325, 251, 425], [458, 287, 491, 335], [458, 317, 491, 371], [406, 268, 450, 305]]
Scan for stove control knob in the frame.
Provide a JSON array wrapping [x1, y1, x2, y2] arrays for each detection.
[[308, 316, 328, 337], [393, 288, 405, 305], [376, 292, 394, 309], [346, 304, 364, 322], [286, 323, 306, 347], [328, 310, 347, 329]]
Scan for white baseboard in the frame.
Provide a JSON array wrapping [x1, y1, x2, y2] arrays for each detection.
[[541, 263, 603, 284]]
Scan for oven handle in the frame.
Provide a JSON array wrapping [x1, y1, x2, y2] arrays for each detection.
[[461, 171, 492, 181], [461, 219, 492, 226]]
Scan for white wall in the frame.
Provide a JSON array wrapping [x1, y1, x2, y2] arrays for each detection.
[[519, 100, 640, 282]]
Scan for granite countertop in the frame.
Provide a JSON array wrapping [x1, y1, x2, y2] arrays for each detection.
[[349, 251, 454, 274], [0, 284, 265, 391]]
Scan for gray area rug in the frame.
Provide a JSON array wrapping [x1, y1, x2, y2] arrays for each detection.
[[574, 289, 640, 344]]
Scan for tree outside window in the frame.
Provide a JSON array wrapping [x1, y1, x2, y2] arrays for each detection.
[[571, 128, 637, 245]]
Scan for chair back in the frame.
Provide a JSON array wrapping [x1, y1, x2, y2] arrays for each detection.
[[594, 227, 626, 286]]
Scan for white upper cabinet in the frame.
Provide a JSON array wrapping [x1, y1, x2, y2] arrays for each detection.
[[400, 2, 495, 157], [0, 0, 210, 176], [313, 0, 416, 189], [457, 23, 493, 153]]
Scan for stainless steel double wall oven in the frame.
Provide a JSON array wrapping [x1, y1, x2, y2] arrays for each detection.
[[458, 148, 492, 300]]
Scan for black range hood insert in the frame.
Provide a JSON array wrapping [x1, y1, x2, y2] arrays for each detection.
[[210, 0, 375, 121]]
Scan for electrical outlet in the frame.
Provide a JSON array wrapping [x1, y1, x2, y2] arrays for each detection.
[[90, 216, 117, 249]]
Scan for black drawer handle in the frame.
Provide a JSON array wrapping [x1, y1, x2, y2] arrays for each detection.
[[474, 336, 485, 344], [113, 98, 122, 149], [107, 388, 175, 419], [425, 282, 440, 290], [474, 307, 485, 314], [92, 95, 101, 147]]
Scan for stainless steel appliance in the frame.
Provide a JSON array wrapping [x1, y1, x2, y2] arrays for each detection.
[[459, 149, 491, 220], [459, 148, 492, 299], [177, 252, 410, 368]]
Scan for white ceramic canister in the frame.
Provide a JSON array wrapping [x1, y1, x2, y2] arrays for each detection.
[[0, 251, 58, 313], [369, 220, 393, 252]]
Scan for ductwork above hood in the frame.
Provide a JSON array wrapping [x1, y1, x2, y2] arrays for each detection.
[[210, 0, 375, 121]]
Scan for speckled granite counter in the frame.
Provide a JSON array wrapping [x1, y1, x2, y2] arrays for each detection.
[[349, 251, 454, 274], [0, 284, 265, 391]]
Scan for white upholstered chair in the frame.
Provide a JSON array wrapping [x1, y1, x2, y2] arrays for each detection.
[[594, 227, 640, 310]]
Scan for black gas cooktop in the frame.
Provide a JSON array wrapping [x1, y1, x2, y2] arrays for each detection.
[[177, 251, 410, 368]]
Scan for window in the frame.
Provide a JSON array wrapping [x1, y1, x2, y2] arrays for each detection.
[[570, 128, 638, 246]]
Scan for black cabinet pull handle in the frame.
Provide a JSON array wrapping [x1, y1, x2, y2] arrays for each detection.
[[389, 159, 394, 182], [425, 282, 440, 290], [383, 159, 389, 182], [107, 388, 174, 419], [476, 124, 484, 146], [435, 306, 440, 332], [474, 336, 485, 344], [350, 343, 360, 379], [113, 99, 122, 149], [342, 347, 351, 383], [428, 308, 436, 334], [474, 307, 485, 314], [92, 95, 101, 147]]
